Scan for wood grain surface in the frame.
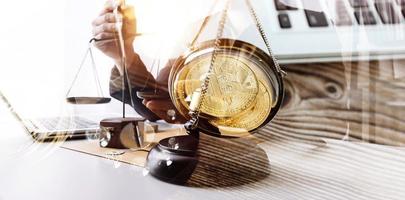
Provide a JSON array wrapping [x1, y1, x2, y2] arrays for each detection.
[[184, 60, 405, 199], [260, 60, 405, 146], [188, 134, 405, 200], [56, 60, 405, 199]]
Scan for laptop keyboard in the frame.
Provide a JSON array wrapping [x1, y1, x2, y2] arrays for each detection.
[[305, 9, 329, 27], [275, 0, 405, 29], [278, 13, 292, 28], [375, 1, 401, 24], [355, 7, 378, 25], [33, 117, 99, 131]]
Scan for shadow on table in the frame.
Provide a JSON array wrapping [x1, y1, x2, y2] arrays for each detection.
[[186, 134, 270, 188]]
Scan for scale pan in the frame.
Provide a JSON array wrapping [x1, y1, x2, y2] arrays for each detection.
[[137, 91, 171, 100], [66, 97, 111, 104]]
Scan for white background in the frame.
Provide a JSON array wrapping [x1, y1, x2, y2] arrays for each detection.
[[0, 0, 223, 118]]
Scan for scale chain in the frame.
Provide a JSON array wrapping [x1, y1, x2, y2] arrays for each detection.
[[185, 0, 231, 133], [245, 0, 286, 77], [185, 0, 285, 134]]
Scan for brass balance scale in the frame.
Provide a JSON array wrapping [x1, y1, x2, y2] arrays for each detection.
[[145, 0, 286, 184], [66, 0, 286, 184], [169, 0, 285, 137]]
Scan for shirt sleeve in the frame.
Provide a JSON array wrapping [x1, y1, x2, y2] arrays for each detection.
[[109, 53, 162, 121], [109, 53, 158, 94]]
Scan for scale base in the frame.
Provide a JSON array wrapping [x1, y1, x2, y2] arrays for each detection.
[[99, 117, 145, 149]]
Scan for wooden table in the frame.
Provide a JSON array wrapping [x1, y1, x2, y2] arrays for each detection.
[[1, 60, 405, 200], [268, 60, 405, 146], [184, 60, 405, 199]]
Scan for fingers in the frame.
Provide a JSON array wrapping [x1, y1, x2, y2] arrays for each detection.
[[101, 0, 123, 15], [94, 32, 116, 41], [144, 100, 187, 124], [92, 0, 137, 61], [93, 1, 136, 39], [100, 0, 134, 22], [93, 23, 117, 36], [92, 13, 122, 27], [101, 0, 133, 16], [145, 100, 173, 111]]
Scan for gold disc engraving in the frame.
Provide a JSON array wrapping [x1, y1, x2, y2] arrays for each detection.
[[209, 81, 272, 132], [169, 39, 283, 136], [175, 53, 259, 118]]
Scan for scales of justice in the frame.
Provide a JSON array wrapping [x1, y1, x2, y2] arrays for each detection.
[[66, 0, 285, 184]]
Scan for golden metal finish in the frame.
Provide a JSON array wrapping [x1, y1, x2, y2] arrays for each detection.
[[209, 81, 272, 133], [169, 39, 285, 137], [176, 53, 259, 118]]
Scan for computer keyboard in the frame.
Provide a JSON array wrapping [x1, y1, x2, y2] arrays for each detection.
[[32, 117, 99, 131], [274, 0, 404, 28], [305, 9, 329, 27], [251, 0, 405, 63], [355, 7, 377, 25]]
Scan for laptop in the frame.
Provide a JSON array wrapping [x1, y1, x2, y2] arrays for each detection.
[[244, 0, 405, 64], [0, 90, 100, 141], [168, 0, 404, 64]]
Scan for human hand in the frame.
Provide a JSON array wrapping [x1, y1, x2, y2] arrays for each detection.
[[143, 99, 187, 124], [92, 0, 137, 70]]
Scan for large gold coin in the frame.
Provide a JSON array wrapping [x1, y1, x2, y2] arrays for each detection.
[[209, 81, 272, 132], [178, 53, 259, 117]]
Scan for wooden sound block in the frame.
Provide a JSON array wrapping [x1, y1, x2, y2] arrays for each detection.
[[99, 117, 146, 149]]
